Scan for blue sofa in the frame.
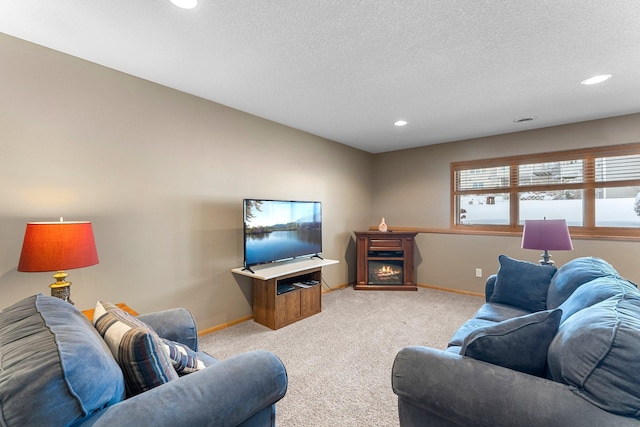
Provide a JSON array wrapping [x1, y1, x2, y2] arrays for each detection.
[[392, 256, 640, 426], [0, 294, 288, 427]]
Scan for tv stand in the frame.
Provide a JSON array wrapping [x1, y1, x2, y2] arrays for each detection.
[[232, 258, 338, 329]]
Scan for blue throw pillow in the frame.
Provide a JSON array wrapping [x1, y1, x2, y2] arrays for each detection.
[[462, 309, 562, 377], [448, 318, 495, 348], [489, 255, 557, 312]]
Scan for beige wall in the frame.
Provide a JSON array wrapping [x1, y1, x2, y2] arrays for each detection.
[[2, 32, 639, 328], [372, 114, 640, 293], [0, 34, 372, 328]]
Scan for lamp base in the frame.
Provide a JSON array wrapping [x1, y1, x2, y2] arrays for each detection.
[[50, 271, 74, 305], [539, 250, 554, 266]]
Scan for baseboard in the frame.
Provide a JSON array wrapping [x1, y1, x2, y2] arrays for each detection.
[[198, 282, 350, 336], [198, 283, 482, 336], [322, 282, 350, 293], [417, 283, 484, 298], [198, 315, 253, 336]]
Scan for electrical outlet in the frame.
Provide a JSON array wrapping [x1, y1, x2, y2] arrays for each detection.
[[475, 268, 482, 278]]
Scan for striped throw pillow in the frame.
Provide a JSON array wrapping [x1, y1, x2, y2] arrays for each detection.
[[161, 338, 206, 375], [93, 301, 178, 396]]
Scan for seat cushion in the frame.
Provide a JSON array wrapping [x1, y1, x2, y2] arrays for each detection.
[[547, 256, 619, 309], [548, 294, 640, 416], [473, 302, 531, 323], [447, 318, 496, 348], [196, 350, 218, 367], [461, 309, 562, 377], [0, 295, 125, 427], [93, 301, 178, 397], [489, 255, 557, 312]]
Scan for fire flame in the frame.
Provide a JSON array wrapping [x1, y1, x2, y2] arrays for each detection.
[[377, 265, 400, 276]]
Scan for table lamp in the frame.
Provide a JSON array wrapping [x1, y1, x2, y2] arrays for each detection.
[[18, 218, 99, 304], [521, 218, 573, 265]]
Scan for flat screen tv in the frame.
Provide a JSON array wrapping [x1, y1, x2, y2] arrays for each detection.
[[243, 199, 322, 271]]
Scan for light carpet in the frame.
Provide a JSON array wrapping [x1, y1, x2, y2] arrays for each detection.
[[199, 286, 484, 427]]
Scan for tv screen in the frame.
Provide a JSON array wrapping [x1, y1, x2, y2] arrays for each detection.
[[243, 199, 322, 269]]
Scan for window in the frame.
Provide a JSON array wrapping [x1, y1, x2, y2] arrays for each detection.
[[452, 143, 640, 237]]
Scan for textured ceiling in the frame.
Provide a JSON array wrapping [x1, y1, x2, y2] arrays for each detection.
[[1, 1, 640, 153]]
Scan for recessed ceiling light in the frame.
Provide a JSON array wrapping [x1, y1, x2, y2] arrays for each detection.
[[170, 0, 197, 9], [581, 74, 612, 85], [394, 120, 408, 127]]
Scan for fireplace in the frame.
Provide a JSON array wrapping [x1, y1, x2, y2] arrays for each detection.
[[354, 231, 417, 291], [368, 260, 403, 285]]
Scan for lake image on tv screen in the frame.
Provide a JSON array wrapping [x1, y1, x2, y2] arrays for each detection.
[[244, 200, 322, 266]]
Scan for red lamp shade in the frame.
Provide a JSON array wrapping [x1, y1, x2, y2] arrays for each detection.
[[18, 221, 99, 272], [521, 219, 573, 251]]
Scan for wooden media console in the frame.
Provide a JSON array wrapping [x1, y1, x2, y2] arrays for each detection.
[[232, 258, 338, 329]]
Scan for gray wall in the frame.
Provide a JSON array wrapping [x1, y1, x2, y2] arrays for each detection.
[[372, 114, 640, 293], [0, 34, 372, 328]]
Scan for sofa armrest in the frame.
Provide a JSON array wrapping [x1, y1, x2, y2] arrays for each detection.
[[81, 350, 287, 427], [137, 308, 199, 351], [392, 346, 638, 427], [485, 274, 497, 302]]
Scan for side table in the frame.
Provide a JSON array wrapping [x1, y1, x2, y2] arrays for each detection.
[[82, 302, 138, 321]]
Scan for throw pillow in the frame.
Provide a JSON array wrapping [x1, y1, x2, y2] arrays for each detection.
[[448, 318, 495, 348], [161, 338, 206, 375], [461, 309, 562, 377], [489, 255, 557, 312], [93, 301, 178, 396], [548, 294, 640, 416]]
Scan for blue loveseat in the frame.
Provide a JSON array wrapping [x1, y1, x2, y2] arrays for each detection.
[[0, 294, 288, 427], [392, 256, 640, 426]]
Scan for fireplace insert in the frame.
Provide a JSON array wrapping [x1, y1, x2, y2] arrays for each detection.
[[368, 260, 403, 285]]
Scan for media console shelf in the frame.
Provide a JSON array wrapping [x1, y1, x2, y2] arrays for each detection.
[[231, 258, 338, 329]]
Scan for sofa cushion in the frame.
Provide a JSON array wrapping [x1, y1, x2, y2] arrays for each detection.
[[547, 256, 619, 309], [447, 318, 496, 347], [557, 275, 639, 323], [461, 309, 562, 377], [548, 295, 640, 416], [93, 301, 178, 396], [0, 295, 125, 427], [473, 302, 531, 323], [162, 338, 207, 375], [489, 255, 557, 312]]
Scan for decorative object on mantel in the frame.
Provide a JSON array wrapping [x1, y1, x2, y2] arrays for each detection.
[[521, 218, 573, 266], [378, 217, 388, 232], [18, 217, 99, 304]]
